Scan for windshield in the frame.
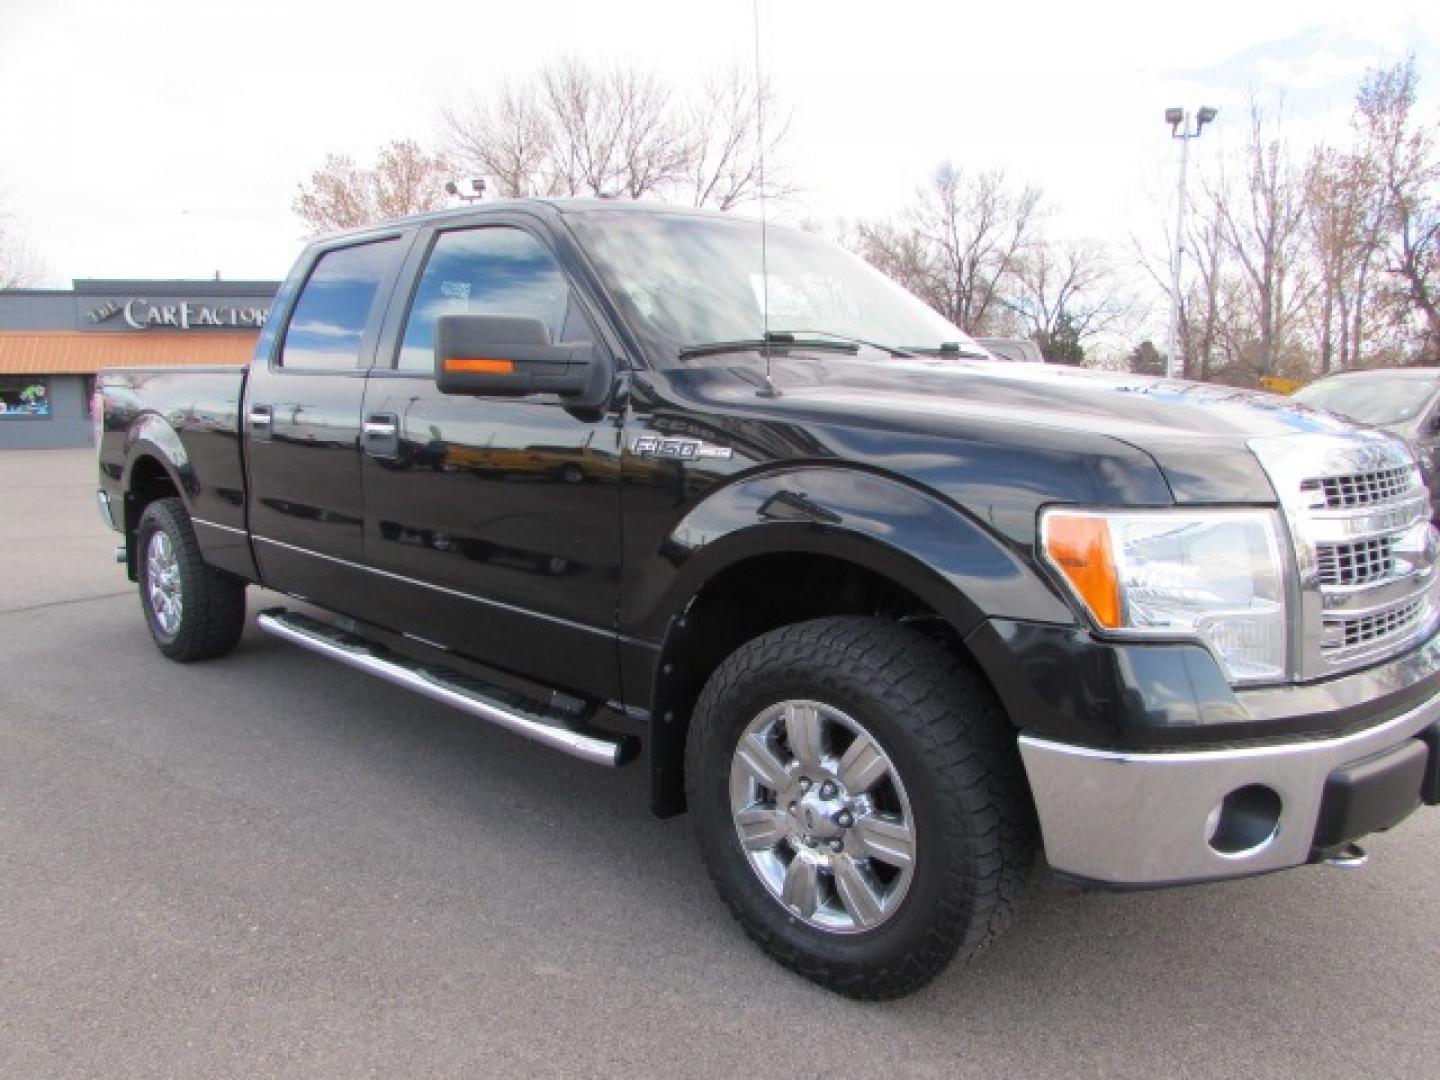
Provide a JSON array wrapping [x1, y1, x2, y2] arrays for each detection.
[[565, 209, 980, 363], [1293, 374, 1440, 426]]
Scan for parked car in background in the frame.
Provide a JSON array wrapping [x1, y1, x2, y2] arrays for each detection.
[[975, 337, 1044, 363], [1293, 368, 1440, 518]]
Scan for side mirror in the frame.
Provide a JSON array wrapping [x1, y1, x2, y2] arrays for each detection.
[[435, 315, 600, 399]]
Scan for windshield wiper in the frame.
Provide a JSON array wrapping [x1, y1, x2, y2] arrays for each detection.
[[770, 329, 917, 358], [901, 341, 992, 359], [677, 332, 860, 360]]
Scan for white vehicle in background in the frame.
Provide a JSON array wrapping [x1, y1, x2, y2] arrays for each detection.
[[976, 338, 1045, 363]]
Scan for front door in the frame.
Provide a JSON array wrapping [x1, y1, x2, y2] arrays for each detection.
[[245, 234, 407, 618], [359, 222, 624, 699]]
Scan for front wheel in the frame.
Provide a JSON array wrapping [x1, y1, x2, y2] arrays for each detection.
[[686, 616, 1035, 1000], [136, 497, 248, 662]]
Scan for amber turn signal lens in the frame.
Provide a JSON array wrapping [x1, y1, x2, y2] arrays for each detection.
[[444, 357, 514, 374], [1043, 513, 1122, 629]]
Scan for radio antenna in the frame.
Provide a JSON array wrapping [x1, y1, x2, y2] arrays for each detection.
[[752, 0, 779, 398]]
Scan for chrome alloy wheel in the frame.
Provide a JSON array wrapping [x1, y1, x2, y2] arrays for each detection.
[[145, 530, 183, 636], [729, 700, 917, 934]]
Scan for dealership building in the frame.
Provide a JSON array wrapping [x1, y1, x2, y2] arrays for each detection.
[[0, 279, 279, 450]]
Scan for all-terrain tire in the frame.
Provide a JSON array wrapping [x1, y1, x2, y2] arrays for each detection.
[[136, 497, 248, 662], [685, 616, 1035, 1000]]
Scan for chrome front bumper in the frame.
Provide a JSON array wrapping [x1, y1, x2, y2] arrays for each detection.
[[1019, 690, 1440, 886]]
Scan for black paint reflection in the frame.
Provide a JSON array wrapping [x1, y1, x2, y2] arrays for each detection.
[[359, 378, 624, 698], [377, 519, 588, 578], [244, 366, 369, 610]]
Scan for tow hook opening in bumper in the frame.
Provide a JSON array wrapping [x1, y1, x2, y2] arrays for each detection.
[[1206, 785, 1282, 858]]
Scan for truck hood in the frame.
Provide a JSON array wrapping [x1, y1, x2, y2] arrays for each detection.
[[681, 355, 1363, 504]]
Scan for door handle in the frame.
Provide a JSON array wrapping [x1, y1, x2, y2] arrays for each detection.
[[363, 412, 401, 459], [248, 403, 273, 442]]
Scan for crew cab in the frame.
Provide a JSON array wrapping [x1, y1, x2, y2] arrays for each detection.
[[96, 200, 1440, 999]]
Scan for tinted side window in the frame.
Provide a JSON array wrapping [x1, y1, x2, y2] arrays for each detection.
[[280, 239, 399, 370], [397, 227, 583, 371]]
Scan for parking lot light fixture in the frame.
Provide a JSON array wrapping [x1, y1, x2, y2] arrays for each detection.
[[445, 178, 486, 204], [1165, 106, 1218, 380]]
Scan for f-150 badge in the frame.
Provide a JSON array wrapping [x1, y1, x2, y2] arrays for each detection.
[[632, 435, 733, 460]]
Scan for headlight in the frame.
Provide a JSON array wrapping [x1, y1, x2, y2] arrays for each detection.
[[1040, 508, 1288, 684]]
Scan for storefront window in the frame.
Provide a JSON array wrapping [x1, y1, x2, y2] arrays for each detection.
[[0, 377, 51, 419]]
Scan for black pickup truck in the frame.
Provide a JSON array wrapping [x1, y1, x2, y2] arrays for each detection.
[[96, 199, 1440, 999]]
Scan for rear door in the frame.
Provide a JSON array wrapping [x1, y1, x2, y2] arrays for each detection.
[[358, 218, 625, 699], [244, 232, 409, 618]]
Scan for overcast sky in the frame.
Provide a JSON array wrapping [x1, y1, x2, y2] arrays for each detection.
[[1, 0, 1437, 292]]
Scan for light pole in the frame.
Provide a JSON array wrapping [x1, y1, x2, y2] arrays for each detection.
[[1165, 105, 1217, 380]]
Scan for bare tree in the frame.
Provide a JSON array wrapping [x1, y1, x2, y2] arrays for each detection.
[[443, 84, 559, 198], [1209, 100, 1313, 380], [1133, 178, 1266, 384], [1303, 144, 1382, 371], [0, 203, 43, 288], [686, 65, 794, 210], [443, 57, 784, 209], [1181, 211, 1237, 381], [371, 141, 455, 220], [443, 59, 681, 199], [293, 139, 452, 233], [1009, 239, 1128, 349], [539, 58, 689, 197], [0, 230, 43, 288], [851, 217, 934, 303], [1356, 57, 1440, 358], [1392, 178, 1440, 357], [855, 163, 1041, 335]]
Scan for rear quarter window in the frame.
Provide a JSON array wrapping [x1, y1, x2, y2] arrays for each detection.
[[280, 239, 399, 370]]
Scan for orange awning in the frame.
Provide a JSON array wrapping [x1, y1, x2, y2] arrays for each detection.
[[0, 331, 258, 375]]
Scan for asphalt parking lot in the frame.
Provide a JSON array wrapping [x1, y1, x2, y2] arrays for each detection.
[[2, 447, 1438, 1079]]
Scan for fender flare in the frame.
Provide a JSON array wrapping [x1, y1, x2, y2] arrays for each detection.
[[630, 465, 1072, 645], [121, 413, 197, 512], [118, 414, 199, 580]]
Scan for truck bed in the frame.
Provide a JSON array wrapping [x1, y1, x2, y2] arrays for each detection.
[[96, 364, 252, 578]]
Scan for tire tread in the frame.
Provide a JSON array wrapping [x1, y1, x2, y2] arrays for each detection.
[[685, 616, 1035, 1000], [137, 497, 247, 662]]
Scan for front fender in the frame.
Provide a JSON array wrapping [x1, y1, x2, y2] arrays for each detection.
[[624, 465, 1074, 642], [628, 465, 1076, 817]]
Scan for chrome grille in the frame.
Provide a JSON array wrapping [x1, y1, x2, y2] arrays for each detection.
[[1315, 536, 1396, 587], [1304, 466, 1414, 509], [1251, 431, 1438, 679], [1324, 598, 1427, 650]]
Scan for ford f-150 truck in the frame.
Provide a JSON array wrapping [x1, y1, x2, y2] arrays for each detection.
[[96, 199, 1440, 999]]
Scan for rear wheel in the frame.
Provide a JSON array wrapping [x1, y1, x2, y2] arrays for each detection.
[[136, 497, 248, 661], [686, 616, 1035, 1000]]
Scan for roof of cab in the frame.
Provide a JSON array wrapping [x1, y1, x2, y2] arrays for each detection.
[[314, 197, 750, 245]]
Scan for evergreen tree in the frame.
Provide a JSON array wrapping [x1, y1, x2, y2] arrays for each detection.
[[1038, 313, 1085, 366], [1127, 339, 1166, 376]]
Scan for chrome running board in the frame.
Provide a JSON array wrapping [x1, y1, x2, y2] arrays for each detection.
[[257, 609, 635, 768]]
